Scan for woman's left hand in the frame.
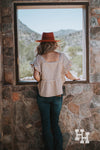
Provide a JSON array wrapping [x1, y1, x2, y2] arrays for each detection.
[[73, 78, 80, 81]]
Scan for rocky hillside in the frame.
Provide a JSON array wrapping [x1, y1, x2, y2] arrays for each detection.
[[18, 20, 41, 45], [54, 29, 82, 48], [18, 19, 82, 48]]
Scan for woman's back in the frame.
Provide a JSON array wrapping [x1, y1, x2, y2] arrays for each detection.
[[41, 51, 60, 62], [33, 52, 71, 97], [40, 52, 62, 80]]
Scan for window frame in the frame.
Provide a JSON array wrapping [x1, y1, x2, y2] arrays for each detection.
[[13, 2, 89, 85]]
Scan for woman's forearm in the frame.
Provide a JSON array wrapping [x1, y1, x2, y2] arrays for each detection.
[[65, 71, 77, 80], [34, 69, 41, 82]]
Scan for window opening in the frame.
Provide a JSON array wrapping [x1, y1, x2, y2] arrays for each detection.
[[14, 2, 89, 84]]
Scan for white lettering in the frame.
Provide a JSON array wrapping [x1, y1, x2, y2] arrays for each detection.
[[75, 129, 90, 144]]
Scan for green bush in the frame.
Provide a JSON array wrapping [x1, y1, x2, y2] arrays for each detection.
[[67, 46, 82, 76]]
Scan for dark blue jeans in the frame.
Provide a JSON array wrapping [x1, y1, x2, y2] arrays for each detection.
[[37, 94, 63, 150]]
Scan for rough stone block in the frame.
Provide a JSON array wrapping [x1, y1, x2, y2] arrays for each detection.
[[3, 135, 12, 144], [4, 71, 13, 84], [3, 56, 14, 67], [70, 85, 84, 95], [68, 102, 79, 115], [3, 124, 12, 135], [67, 143, 85, 150], [63, 94, 74, 105], [67, 141, 100, 150], [94, 54, 100, 73], [90, 16, 98, 27], [64, 84, 84, 96], [91, 95, 100, 108], [92, 113, 100, 131], [2, 23, 12, 33], [93, 83, 100, 95], [0, 25, 1, 33], [90, 16, 100, 26], [14, 143, 28, 150], [90, 0, 100, 7], [1, 7, 12, 16], [90, 27, 100, 40], [60, 106, 80, 133], [91, 47, 100, 55], [32, 111, 41, 122], [1, 0, 14, 8], [12, 86, 25, 92], [81, 118, 94, 132], [90, 73, 100, 82], [2, 98, 12, 117], [72, 91, 93, 104], [2, 16, 12, 24], [34, 120, 41, 128], [89, 131, 100, 141], [95, 52, 100, 66], [91, 8, 100, 15], [97, 16, 100, 25], [2, 115, 12, 130], [80, 103, 91, 118], [83, 84, 93, 92], [3, 143, 12, 150], [3, 47, 13, 56], [63, 132, 70, 150], [90, 40, 100, 48], [0, 12, 1, 24], [13, 101, 25, 125], [15, 126, 27, 142], [12, 92, 20, 102], [3, 36, 13, 47], [90, 47, 100, 74], [2, 86, 11, 99], [22, 89, 37, 98]]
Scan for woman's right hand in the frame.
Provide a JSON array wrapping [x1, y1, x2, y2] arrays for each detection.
[[34, 68, 41, 82]]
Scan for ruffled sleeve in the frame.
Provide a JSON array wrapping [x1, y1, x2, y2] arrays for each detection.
[[32, 55, 41, 73], [63, 53, 71, 74]]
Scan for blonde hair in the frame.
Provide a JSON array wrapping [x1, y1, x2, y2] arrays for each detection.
[[36, 42, 59, 55]]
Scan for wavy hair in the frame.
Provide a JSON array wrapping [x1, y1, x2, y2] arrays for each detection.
[[36, 42, 59, 55]]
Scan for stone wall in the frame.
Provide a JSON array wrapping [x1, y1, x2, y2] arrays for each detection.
[[0, 0, 100, 150]]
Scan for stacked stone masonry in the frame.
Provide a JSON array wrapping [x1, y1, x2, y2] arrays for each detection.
[[0, 0, 100, 150]]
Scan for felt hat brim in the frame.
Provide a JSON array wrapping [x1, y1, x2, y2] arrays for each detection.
[[36, 40, 60, 42]]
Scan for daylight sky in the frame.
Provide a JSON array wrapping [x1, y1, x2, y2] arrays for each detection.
[[18, 8, 82, 34]]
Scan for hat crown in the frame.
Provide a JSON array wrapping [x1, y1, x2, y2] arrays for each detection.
[[42, 32, 55, 41], [36, 32, 60, 42]]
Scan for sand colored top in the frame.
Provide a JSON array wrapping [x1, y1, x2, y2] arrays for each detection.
[[33, 52, 71, 97]]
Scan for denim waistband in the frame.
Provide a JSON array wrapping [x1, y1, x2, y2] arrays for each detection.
[[37, 93, 63, 99]]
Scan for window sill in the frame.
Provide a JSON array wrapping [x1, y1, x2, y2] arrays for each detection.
[[16, 79, 89, 85]]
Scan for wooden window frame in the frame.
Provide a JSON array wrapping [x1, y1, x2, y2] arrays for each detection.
[[13, 2, 89, 85]]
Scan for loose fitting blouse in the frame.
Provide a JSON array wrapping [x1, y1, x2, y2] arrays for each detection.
[[33, 52, 71, 97]]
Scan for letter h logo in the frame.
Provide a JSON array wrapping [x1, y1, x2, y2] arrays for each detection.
[[75, 129, 90, 144]]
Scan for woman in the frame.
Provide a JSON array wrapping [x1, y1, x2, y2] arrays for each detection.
[[33, 32, 79, 150]]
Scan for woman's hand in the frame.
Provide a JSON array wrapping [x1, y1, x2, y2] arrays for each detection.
[[65, 71, 80, 81], [73, 77, 80, 81]]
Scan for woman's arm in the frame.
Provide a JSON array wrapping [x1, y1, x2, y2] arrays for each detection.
[[34, 68, 41, 82], [65, 71, 79, 80]]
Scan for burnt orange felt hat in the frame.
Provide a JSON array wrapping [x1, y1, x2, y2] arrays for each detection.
[[36, 32, 60, 42]]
